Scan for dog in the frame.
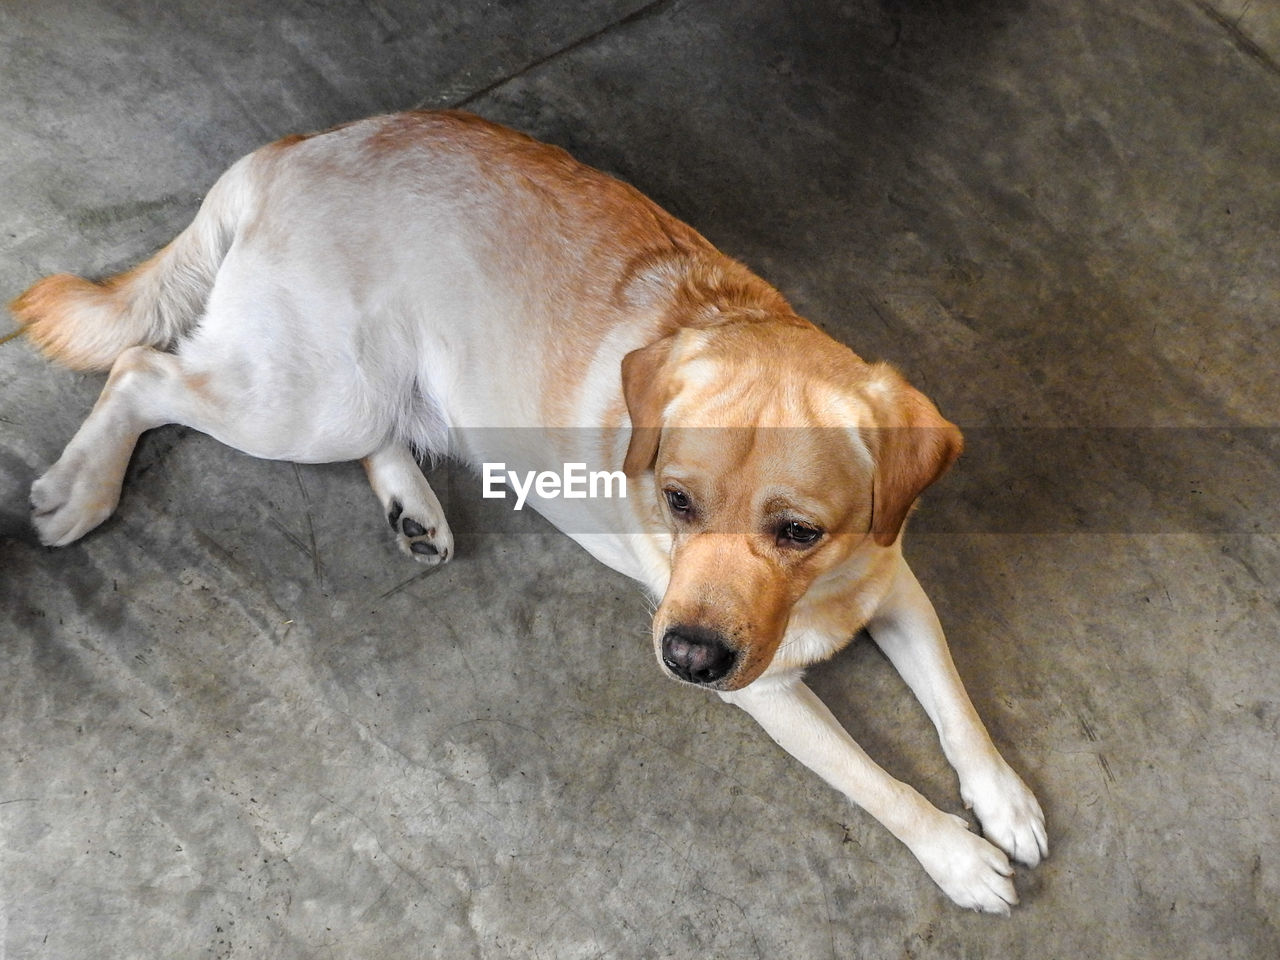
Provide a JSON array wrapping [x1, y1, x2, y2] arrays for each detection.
[[12, 110, 1046, 912]]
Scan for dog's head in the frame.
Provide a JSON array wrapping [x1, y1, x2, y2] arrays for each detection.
[[622, 321, 962, 691]]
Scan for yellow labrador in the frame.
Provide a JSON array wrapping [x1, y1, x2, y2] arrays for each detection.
[[12, 111, 1046, 911]]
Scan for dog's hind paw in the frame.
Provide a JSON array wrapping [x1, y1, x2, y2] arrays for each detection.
[[31, 449, 124, 547], [363, 446, 454, 566], [386, 497, 453, 565]]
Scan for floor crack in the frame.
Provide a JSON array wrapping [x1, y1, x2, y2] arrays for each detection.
[[1189, 0, 1280, 79], [432, 0, 682, 110]]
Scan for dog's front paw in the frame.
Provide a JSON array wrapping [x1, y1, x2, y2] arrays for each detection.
[[31, 452, 122, 547], [386, 497, 453, 565], [962, 763, 1048, 868], [913, 812, 1019, 914]]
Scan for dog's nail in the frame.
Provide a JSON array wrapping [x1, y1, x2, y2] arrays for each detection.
[[402, 518, 426, 538]]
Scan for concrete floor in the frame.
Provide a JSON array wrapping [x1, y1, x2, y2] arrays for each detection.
[[2, 0, 1278, 956]]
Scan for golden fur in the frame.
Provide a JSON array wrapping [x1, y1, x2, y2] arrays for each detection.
[[13, 111, 1044, 911]]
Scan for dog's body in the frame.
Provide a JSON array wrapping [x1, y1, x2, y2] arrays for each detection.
[[13, 110, 1046, 912]]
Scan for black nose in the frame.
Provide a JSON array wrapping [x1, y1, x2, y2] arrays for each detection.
[[661, 626, 736, 685]]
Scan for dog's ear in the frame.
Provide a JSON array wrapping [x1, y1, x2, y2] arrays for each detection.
[[620, 336, 676, 476], [862, 366, 964, 547]]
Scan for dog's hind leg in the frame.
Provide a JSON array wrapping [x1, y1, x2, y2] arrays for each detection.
[[362, 444, 453, 565], [31, 345, 238, 546]]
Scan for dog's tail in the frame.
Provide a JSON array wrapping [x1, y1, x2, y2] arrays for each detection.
[[9, 153, 257, 371]]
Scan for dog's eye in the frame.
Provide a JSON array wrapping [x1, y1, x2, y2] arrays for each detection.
[[664, 488, 693, 517], [778, 521, 822, 546]]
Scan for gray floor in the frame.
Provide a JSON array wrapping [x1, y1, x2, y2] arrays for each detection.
[[2, 1, 1278, 957]]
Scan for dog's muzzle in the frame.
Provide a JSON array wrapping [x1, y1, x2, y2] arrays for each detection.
[[661, 625, 737, 685]]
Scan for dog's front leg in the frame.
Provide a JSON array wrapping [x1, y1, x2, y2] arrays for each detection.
[[720, 676, 1020, 913], [866, 559, 1048, 870]]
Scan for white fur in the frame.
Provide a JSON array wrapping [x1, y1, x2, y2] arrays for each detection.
[[26, 113, 1045, 911]]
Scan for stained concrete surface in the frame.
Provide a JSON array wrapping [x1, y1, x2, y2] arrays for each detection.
[[2, 0, 1278, 957]]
